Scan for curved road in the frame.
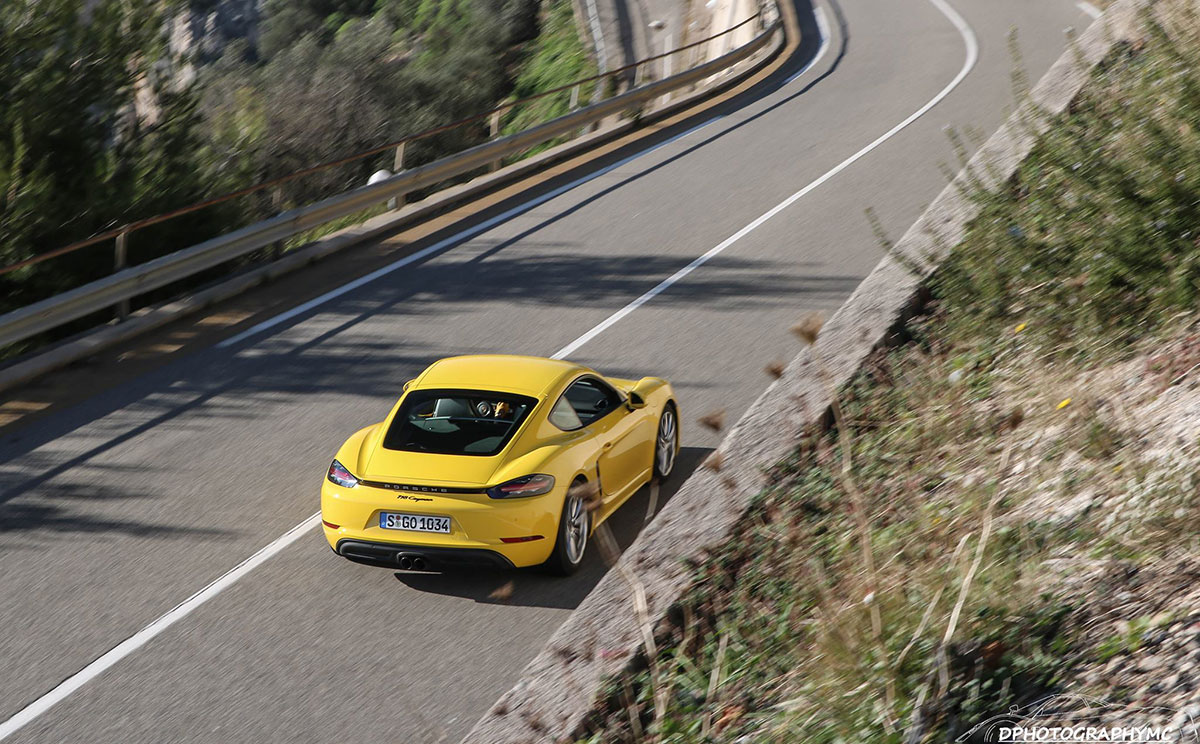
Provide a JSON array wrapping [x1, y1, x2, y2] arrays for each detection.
[[1, 0, 1098, 741]]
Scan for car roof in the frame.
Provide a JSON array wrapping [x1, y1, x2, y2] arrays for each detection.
[[413, 355, 590, 397]]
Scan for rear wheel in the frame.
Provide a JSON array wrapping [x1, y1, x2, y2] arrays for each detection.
[[653, 403, 679, 480], [543, 478, 590, 575]]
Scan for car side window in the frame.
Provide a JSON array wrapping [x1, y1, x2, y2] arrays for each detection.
[[549, 377, 623, 431], [548, 396, 583, 430]]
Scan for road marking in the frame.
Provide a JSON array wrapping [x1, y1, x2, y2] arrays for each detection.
[[0, 514, 319, 741], [554, 0, 978, 359], [1076, 1, 1102, 19], [0, 0, 972, 736]]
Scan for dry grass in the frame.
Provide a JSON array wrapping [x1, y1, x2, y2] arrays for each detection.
[[578, 307, 1200, 743]]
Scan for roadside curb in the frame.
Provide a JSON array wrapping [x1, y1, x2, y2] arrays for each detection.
[[461, 1, 1150, 741], [0, 17, 786, 396]]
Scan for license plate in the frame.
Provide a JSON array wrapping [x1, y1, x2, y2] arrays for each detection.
[[379, 512, 451, 534]]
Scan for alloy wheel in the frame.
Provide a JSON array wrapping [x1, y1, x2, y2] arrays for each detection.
[[564, 490, 588, 564], [656, 407, 678, 477]]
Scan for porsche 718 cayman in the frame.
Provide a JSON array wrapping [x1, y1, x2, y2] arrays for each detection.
[[320, 355, 679, 574]]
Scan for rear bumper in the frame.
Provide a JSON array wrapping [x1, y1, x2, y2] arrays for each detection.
[[335, 538, 516, 571]]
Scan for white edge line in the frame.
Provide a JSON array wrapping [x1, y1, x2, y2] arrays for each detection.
[[554, 0, 977, 359], [0, 513, 320, 741], [0, 0, 973, 736], [1076, 1, 1103, 20]]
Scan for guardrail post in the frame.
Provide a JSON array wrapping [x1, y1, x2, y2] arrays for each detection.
[[269, 188, 285, 259], [114, 230, 130, 320], [660, 41, 675, 105], [389, 142, 407, 210], [489, 110, 503, 171], [569, 84, 580, 111]]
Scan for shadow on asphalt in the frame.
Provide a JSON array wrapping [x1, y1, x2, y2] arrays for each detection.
[[0, 0, 841, 537], [392, 445, 711, 609], [0, 252, 855, 535]]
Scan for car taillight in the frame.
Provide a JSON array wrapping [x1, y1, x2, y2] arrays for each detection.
[[487, 474, 555, 499], [327, 459, 359, 488]]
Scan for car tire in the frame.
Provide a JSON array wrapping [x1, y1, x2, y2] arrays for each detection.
[[543, 478, 590, 576], [653, 402, 679, 481]]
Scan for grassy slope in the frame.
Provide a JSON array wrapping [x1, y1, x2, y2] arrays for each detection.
[[507, 0, 597, 130], [499, 0, 597, 161], [578, 4, 1200, 742]]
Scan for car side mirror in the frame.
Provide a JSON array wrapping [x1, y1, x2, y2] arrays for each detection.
[[626, 378, 654, 410]]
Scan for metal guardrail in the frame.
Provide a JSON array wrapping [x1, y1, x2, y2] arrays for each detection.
[[0, 17, 780, 350]]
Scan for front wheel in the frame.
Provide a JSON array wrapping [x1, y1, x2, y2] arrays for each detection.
[[543, 480, 590, 575], [653, 403, 679, 480]]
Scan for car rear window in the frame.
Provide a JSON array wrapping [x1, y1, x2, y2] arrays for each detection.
[[382, 389, 539, 456]]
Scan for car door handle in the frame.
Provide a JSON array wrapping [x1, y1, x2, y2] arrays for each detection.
[[602, 442, 613, 450]]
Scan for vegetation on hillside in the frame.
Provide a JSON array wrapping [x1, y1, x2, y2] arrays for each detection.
[[1, 0, 213, 308], [576, 5, 1200, 742], [0, 0, 592, 332]]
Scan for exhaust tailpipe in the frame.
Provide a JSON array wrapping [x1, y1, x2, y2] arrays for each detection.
[[398, 556, 413, 570], [411, 557, 427, 571]]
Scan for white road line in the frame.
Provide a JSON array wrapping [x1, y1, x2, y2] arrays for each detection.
[[554, 0, 978, 359], [1076, 1, 1102, 19], [0, 514, 319, 741], [0, 0, 975, 736]]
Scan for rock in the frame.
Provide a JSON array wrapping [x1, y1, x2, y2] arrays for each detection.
[[1143, 629, 1169, 648], [168, 0, 264, 64]]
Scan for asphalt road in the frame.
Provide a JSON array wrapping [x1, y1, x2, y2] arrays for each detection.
[[0, 0, 1099, 741]]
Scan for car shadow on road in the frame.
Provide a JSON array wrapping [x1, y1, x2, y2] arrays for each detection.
[[392, 445, 711, 609]]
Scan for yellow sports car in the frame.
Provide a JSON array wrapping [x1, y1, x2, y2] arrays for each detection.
[[320, 355, 679, 574]]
